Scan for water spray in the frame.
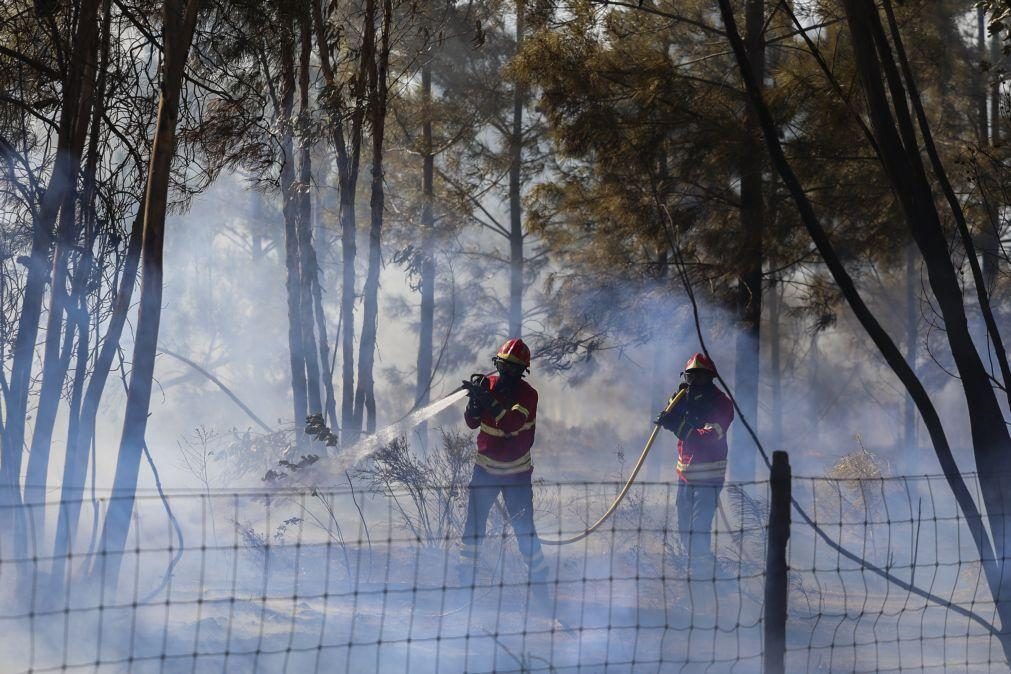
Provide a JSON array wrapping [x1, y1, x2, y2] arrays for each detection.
[[300, 378, 686, 547]]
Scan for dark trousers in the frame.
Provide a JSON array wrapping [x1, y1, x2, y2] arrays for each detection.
[[676, 480, 723, 565], [460, 465, 547, 578]]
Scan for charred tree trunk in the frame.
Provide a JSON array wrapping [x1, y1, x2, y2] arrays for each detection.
[[508, 0, 525, 338], [415, 57, 436, 452], [353, 0, 391, 436], [296, 12, 323, 419], [93, 0, 201, 591], [730, 0, 765, 483], [279, 28, 309, 447]]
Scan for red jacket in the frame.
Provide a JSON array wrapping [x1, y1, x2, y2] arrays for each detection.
[[464, 375, 537, 475], [674, 386, 734, 484]]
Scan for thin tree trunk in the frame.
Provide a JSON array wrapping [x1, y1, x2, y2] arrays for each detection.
[[279, 28, 309, 446], [809, 331, 820, 444], [24, 0, 105, 548], [311, 0, 366, 446], [978, 7, 990, 145], [51, 212, 142, 597], [903, 244, 917, 466], [415, 57, 436, 453], [353, 0, 390, 436], [2, 0, 101, 551], [93, 0, 201, 591], [991, 30, 1001, 147], [768, 279, 782, 451], [981, 17, 1001, 289], [508, 0, 525, 338], [296, 11, 323, 418], [730, 0, 765, 483]]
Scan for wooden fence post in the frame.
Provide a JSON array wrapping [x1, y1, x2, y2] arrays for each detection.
[[765, 450, 791, 673]]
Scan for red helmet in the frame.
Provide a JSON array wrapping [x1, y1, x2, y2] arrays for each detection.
[[684, 352, 716, 374], [496, 338, 531, 368]]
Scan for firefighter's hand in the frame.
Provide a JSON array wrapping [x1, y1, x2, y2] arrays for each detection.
[[654, 409, 675, 429], [463, 381, 493, 410]]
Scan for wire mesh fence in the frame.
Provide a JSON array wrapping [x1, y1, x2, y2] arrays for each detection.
[[0, 470, 1006, 672]]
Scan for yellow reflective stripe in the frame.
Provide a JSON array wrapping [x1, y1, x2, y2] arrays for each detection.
[[476, 452, 532, 475], [494, 406, 507, 422], [676, 459, 727, 476], [479, 421, 535, 438], [703, 422, 725, 439], [479, 463, 532, 475], [476, 451, 531, 469], [511, 404, 530, 418]]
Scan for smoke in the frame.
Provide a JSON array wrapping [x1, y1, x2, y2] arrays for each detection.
[[11, 158, 1001, 672]]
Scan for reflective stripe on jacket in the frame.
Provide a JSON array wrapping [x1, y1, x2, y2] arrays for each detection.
[[676, 458, 728, 484], [675, 386, 733, 484], [464, 375, 538, 475]]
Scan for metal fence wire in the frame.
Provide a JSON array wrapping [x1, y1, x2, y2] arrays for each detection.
[[0, 470, 1006, 673]]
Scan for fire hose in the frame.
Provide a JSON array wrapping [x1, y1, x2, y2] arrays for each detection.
[[536, 387, 687, 546]]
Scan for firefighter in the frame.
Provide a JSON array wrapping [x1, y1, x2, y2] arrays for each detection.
[[656, 353, 734, 572], [459, 338, 550, 588]]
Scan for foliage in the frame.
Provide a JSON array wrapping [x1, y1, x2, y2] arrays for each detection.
[[355, 430, 473, 547]]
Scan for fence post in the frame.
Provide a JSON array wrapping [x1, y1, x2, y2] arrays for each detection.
[[764, 450, 791, 674]]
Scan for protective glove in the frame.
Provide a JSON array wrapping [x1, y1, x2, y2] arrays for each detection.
[[463, 379, 494, 412], [654, 383, 690, 427]]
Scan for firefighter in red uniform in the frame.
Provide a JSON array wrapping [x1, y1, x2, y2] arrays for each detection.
[[459, 338, 550, 587], [656, 353, 734, 571]]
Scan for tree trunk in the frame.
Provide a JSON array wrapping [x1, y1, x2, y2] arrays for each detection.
[[508, 0, 525, 338], [992, 30, 1001, 147], [808, 331, 820, 445], [296, 11, 323, 419], [2, 0, 102, 553], [415, 57, 436, 453], [93, 0, 201, 591], [51, 212, 142, 596], [24, 0, 105, 549], [310, 0, 366, 446], [353, 0, 390, 436], [768, 279, 782, 451], [981, 15, 1001, 289], [719, 0, 1011, 659], [903, 244, 917, 467], [842, 2, 1011, 647], [730, 0, 765, 483], [279, 28, 309, 446], [978, 7, 990, 145]]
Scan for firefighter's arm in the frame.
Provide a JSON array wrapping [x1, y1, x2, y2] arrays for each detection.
[[491, 388, 536, 434], [695, 394, 733, 441], [464, 401, 482, 429]]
